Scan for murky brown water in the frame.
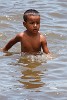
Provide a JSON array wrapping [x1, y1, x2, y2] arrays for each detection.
[[0, 0, 67, 100]]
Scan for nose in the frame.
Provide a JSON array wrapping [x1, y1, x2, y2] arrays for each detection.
[[34, 23, 37, 27]]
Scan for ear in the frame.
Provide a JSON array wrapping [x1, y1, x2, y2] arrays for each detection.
[[23, 21, 26, 27]]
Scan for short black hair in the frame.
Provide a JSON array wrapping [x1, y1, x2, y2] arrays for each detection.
[[23, 9, 40, 22]]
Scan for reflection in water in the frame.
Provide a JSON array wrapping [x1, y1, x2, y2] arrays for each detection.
[[18, 56, 45, 89], [19, 69, 44, 89], [0, 0, 67, 99]]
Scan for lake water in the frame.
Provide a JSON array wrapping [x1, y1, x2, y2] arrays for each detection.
[[0, 0, 67, 100]]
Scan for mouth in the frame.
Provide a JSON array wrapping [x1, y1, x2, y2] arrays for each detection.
[[33, 29, 38, 31]]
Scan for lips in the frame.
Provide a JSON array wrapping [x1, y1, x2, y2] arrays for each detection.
[[33, 29, 38, 31]]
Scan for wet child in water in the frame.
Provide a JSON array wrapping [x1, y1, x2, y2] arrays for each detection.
[[2, 9, 50, 55]]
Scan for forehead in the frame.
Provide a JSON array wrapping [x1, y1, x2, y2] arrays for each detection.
[[27, 15, 40, 21]]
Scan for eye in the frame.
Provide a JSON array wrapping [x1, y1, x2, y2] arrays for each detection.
[[37, 22, 40, 24], [37, 21, 40, 24], [29, 22, 34, 24], [29, 21, 40, 25]]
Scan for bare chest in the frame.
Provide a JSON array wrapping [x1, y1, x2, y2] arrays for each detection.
[[21, 36, 41, 52]]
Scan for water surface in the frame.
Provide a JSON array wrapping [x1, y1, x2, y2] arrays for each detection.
[[0, 0, 67, 100]]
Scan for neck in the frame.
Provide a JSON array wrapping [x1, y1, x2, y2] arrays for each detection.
[[25, 30, 38, 37]]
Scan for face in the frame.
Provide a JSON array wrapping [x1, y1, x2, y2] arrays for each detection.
[[23, 15, 40, 35]]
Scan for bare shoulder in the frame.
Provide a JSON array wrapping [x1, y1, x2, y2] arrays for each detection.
[[15, 32, 24, 39], [40, 33, 47, 42], [16, 32, 24, 37], [12, 32, 24, 42]]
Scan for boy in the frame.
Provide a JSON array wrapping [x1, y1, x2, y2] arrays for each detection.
[[2, 9, 50, 54]]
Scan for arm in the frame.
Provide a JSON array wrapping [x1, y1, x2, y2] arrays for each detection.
[[41, 35, 50, 54], [3, 34, 21, 52]]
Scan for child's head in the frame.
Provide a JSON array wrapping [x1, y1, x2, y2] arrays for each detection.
[[23, 9, 40, 22], [23, 9, 40, 34]]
